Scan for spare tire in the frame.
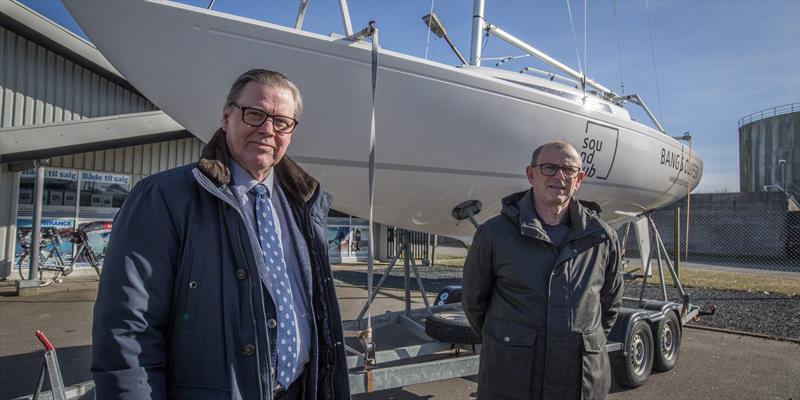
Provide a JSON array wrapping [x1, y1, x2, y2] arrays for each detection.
[[434, 285, 463, 305], [425, 310, 481, 344]]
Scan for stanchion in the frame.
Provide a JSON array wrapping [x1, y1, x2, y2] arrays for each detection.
[[32, 330, 66, 400]]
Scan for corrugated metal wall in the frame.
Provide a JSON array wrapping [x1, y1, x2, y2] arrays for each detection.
[[0, 26, 157, 129], [48, 137, 205, 186], [0, 22, 207, 277], [739, 112, 799, 194]]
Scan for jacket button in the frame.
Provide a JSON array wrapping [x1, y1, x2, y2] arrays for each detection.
[[188, 280, 198, 289], [504, 336, 510, 343], [242, 343, 255, 356], [267, 319, 277, 329], [235, 268, 248, 280], [601, 233, 607, 239], [572, 249, 578, 254]]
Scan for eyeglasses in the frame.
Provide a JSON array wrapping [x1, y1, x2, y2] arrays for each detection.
[[532, 163, 582, 178], [230, 103, 298, 134]]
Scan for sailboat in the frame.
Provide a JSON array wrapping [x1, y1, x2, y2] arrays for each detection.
[[62, 0, 702, 239]]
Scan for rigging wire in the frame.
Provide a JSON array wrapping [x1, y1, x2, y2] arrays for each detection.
[[565, 0, 584, 80], [645, 0, 665, 125], [684, 138, 693, 261], [583, 0, 588, 95], [423, 0, 436, 59], [481, 31, 492, 55], [612, 0, 625, 93]]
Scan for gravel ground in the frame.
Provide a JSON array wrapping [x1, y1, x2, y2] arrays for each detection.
[[333, 265, 800, 340]]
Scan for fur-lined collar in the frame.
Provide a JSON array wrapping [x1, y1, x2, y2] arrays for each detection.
[[197, 128, 319, 204]]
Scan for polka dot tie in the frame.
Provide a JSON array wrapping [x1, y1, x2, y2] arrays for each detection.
[[252, 185, 299, 387]]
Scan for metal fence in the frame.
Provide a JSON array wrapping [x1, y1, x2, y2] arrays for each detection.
[[386, 227, 431, 262], [617, 206, 800, 296]]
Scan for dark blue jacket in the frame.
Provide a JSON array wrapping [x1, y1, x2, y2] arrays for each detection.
[[92, 129, 350, 400]]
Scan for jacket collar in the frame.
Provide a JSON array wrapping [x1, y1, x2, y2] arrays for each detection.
[[197, 128, 319, 205], [501, 189, 598, 239]]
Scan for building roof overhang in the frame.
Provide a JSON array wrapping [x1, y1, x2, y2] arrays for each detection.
[[0, 111, 192, 164]]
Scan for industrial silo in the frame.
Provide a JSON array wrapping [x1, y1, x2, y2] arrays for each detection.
[[739, 103, 799, 196]]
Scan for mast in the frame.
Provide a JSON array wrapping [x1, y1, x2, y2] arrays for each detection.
[[469, 0, 484, 66]]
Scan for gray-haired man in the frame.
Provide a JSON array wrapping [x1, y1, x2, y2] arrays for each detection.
[[92, 69, 350, 400], [463, 139, 623, 400]]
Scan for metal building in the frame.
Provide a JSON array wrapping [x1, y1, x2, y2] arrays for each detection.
[[0, 0, 198, 278], [738, 103, 800, 197], [0, 1, 378, 281]]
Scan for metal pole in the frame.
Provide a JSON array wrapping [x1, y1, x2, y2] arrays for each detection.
[[655, 232, 668, 302], [673, 207, 680, 280], [469, 0, 485, 66], [408, 256, 433, 314], [29, 161, 46, 281], [443, 35, 468, 65], [338, 0, 354, 36], [403, 233, 412, 317], [779, 159, 787, 191], [484, 23, 614, 96], [356, 245, 404, 321], [295, 0, 310, 30], [348, 215, 353, 258], [649, 216, 686, 298], [430, 234, 437, 266]]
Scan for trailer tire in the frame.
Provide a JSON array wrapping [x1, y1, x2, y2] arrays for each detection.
[[425, 310, 481, 345], [612, 320, 653, 388], [653, 312, 681, 372]]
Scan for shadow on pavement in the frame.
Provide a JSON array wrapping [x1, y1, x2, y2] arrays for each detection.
[[332, 270, 462, 294], [0, 345, 92, 399]]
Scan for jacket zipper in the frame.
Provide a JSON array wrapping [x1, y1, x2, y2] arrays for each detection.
[[193, 169, 268, 400], [232, 215, 268, 400]]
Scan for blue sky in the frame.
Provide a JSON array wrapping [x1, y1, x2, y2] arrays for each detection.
[[20, 0, 800, 193]]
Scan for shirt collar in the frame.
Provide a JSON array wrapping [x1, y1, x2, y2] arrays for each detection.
[[230, 160, 275, 196]]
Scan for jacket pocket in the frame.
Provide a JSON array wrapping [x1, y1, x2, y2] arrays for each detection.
[[177, 237, 209, 332], [479, 318, 537, 400], [581, 328, 611, 400], [170, 237, 227, 390]]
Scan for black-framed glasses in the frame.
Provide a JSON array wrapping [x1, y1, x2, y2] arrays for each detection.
[[532, 163, 582, 178], [230, 103, 298, 134]]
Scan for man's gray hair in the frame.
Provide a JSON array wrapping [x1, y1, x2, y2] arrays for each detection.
[[530, 139, 579, 166], [224, 69, 304, 119]]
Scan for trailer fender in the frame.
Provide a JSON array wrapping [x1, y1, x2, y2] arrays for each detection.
[[608, 307, 658, 356]]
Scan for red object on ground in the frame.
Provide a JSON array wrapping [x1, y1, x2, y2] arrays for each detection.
[[35, 330, 55, 351]]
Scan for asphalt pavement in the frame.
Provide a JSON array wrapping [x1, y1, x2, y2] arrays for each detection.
[[1, 271, 798, 400]]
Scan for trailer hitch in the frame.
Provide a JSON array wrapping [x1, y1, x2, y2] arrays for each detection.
[[698, 304, 717, 317]]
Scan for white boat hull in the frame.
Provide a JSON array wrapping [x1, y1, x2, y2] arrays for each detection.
[[63, 0, 702, 239]]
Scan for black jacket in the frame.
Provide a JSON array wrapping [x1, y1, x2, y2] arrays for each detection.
[[92, 129, 350, 399], [463, 190, 623, 400]]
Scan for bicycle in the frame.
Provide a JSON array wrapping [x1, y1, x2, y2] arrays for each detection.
[[69, 222, 106, 277], [17, 229, 72, 286]]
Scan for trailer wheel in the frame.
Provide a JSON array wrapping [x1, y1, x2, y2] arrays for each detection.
[[612, 320, 653, 388], [653, 312, 681, 372], [425, 310, 481, 345]]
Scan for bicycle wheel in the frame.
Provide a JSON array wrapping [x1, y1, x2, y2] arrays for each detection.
[[38, 249, 68, 286], [17, 252, 30, 280], [38, 266, 63, 287]]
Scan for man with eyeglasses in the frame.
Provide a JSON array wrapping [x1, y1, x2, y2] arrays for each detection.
[[463, 139, 623, 400], [92, 69, 350, 400]]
